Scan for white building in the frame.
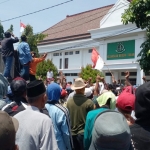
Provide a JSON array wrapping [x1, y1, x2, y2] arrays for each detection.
[[38, 0, 146, 85]]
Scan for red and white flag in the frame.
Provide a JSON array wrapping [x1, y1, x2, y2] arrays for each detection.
[[91, 48, 104, 70], [20, 22, 26, 33]]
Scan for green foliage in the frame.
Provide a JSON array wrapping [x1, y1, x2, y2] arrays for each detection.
[[0, 23, 4, 40], [7, 24, 13, 33], [23, 24, 47, 55], [36, 59, 58, 80], [80, 64, 104, 83], [122, 0, 150, 73]]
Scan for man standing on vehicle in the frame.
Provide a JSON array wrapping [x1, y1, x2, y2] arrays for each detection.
[[1, 32, 19, 81]]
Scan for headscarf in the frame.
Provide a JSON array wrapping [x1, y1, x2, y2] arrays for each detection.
[[47, 83, 61, 101], [97, 91, 116, 110]]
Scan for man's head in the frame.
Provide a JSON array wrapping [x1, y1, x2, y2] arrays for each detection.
[[90, 110, 132, 150], [21, 35, 27, 42], [135, 82, 150, 121], [4, 31, 11, 38], [0, 111, 19, 150], [96, 91, 116, 109], [10, 77, 26, 98], [71, 78, 87, 94], [27, 80, 46, 109], [31, 51, 36, 58]]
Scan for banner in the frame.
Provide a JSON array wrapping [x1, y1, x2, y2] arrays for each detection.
[[107, 40, 135, 60]]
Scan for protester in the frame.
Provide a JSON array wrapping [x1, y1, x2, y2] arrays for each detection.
[[96, 90, 116, 109], [0, 111, 19, 150], [45, 83, 73, 150], [18, 35, 32, 80], [130, 82, 150, 149], [89, 110, 133, 150], [2, 77, 28, 116], [1, 32, 19, 81], [29, 52, 47, 81], [47, 69, 53, 81], [0, 73, 8, 109], [14, 80, 58, 150], [116, 89, 135, 125], [84, 90, 116, 150], [67, 78, 94, 150]]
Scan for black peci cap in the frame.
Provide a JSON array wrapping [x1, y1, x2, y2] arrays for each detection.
[[27, 80, 46, 98]]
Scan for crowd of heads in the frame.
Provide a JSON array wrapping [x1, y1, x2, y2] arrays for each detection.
[[0, 69, 149, 150]]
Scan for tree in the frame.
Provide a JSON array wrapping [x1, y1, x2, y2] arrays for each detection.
[[36, 59, 58, 80], [80, 64, 104, 83], [23, 24, 47, 55], [7, 24, 13, 33], [0, 23, 4, 40], [121, 0, 150, 73]]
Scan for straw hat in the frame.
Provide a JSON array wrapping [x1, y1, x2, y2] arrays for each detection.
[[71, 78, 87, 90]]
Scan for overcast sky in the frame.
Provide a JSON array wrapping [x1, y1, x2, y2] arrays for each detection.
[[0, 0, 116, 37]]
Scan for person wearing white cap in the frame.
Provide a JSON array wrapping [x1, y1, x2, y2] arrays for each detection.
[[66, 78, 94, 150]]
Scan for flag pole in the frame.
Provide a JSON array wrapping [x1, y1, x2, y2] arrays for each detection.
[[20, 20, 21, 37]]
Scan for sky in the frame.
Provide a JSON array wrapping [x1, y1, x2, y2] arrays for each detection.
[[0, 0, 117, 37]]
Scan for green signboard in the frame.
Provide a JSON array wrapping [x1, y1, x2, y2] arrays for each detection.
[[107, 40, 135, 60]]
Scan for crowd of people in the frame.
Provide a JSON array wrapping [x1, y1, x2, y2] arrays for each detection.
[[0, 31, 150, 150]]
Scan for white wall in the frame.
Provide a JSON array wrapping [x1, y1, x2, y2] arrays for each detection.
[[100, 0, 129, 28]]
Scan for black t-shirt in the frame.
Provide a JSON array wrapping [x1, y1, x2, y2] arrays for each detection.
[[1, 37, 19, 56], [130, 123, 150, 150]]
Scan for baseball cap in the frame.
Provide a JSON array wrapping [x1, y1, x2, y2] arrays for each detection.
[[61, 89, 67, 98], [116, 91, 135, 112], [89, 110, 132, 150], [0, 111, 19, 149]]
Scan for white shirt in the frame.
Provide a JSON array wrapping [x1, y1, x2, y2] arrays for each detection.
[[14, 106, 58, 150], [47, 71, 53, 78]]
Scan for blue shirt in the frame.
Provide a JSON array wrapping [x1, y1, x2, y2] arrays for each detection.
[[84, 107, 108, 150], [17, 41, 32, 65], [45, 103, 72, 150]]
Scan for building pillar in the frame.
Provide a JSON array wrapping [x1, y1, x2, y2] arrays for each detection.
[[80, 49, 83, 68], [105, 75, 112, 84], [62, 52, 64, 70], [113, 71, 119, 82], [136, 68, 143, 86]]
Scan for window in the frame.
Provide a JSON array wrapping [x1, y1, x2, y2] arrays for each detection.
[[71, 73, 78, 76], [75, 51, 80, 54], [64, 73, 71, 76], [60, 53, 62, 56], [59, 58, 62, 69], [65, 52, 68, 55], [88, 49, 92, 53], [53, 53, 59, 56], [105, 73, 112, 76], [121, 72, 137, 76], [69, 51, 73, 55], [65, 51, 73, 55], [64, 73, 78, 76], [64, 58, 68, 69]]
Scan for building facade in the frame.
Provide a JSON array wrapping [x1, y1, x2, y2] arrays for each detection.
[[38, 0, 146, 85]]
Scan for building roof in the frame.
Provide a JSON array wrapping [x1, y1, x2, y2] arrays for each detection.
[[39, 4, 113, 45]]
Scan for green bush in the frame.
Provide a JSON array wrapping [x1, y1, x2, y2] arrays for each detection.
[[80, 64, 104, 83], [36, 59, 58, 80]]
